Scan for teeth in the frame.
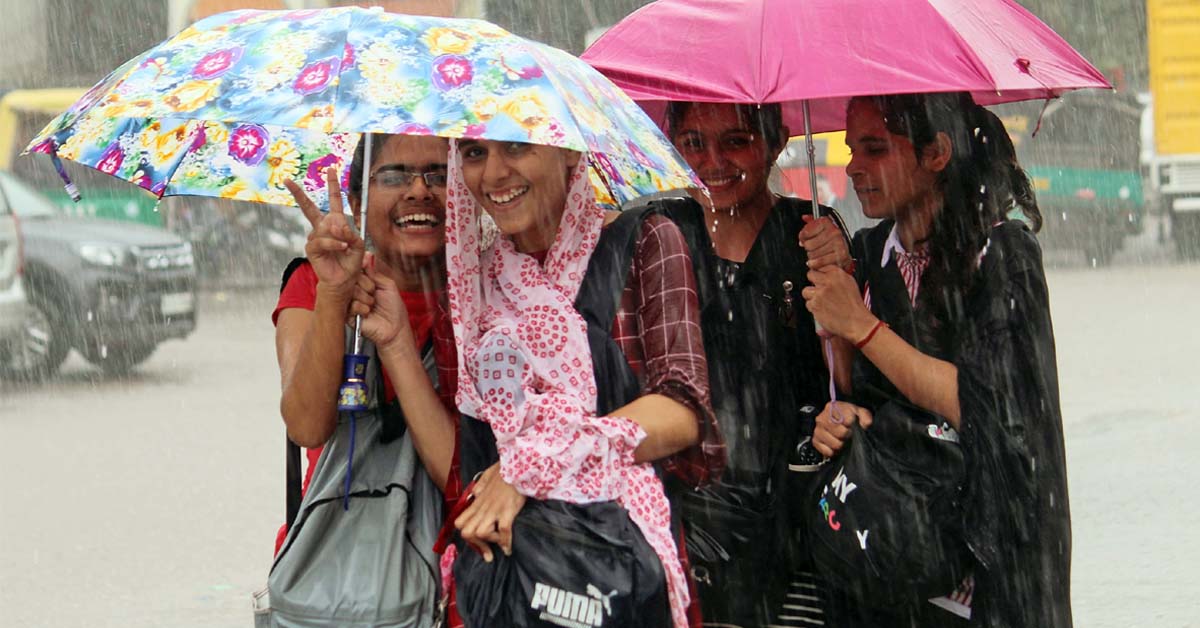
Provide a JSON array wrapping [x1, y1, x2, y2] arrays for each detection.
[[704, 174, 740, 187], [487, 186, 528, 204], [394, 213, 441, 227]]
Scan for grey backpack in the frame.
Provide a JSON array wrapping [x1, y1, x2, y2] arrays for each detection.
[[253, 338, 442, 628]]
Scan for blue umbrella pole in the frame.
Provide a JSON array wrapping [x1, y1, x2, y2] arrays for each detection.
[[337, 133, 373, 412]]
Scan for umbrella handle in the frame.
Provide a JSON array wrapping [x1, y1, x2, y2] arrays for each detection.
[[337, 353, 371, 411]]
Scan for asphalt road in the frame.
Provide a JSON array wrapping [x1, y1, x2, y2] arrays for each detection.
[[2, 222, 1198, 627]]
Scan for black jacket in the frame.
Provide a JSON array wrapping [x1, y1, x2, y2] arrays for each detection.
[[850, 220, 1072, 628]]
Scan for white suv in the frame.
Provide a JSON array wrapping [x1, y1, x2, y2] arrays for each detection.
[[0, 184, 30, 364]]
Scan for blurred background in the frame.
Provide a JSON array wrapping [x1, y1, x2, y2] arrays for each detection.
[[0, 1, 1195, 627]]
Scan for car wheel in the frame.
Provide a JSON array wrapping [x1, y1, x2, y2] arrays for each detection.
[[1173, 211, 1200, 261], [83, 342, 157, 376], [1, 297, 70, 380]]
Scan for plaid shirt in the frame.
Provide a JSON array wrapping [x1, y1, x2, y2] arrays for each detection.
[[864, 224, 931, 309], [610, 213, 724, 487]]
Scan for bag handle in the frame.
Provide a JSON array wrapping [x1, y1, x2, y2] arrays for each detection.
[[433, 475, 481, 555]]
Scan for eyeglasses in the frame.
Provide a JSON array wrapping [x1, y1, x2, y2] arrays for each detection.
[[369, 167, 448, 189]]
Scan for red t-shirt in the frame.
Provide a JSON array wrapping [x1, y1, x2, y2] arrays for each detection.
[[271, 261, 455, 554]]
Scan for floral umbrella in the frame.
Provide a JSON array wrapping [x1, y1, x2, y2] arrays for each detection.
[[25, 7, 702, 412], [25, 7, 700, 209]]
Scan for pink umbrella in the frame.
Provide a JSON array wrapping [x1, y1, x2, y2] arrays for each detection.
[[584, 0, 1111, 221], [583, 0, 1111, 135]]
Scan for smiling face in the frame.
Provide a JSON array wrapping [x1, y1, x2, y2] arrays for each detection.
[[457, 139, 582, 253], [352, 134, 449, 268], [671, 103, 782, 214], [844, 99, 944, 221]]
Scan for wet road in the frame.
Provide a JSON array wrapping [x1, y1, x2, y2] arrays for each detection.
[[2, 222, 1198, 627], [0, 288, 283, 628]]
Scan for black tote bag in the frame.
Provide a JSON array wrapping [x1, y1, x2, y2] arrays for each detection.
[[806, 399, 969, 606]]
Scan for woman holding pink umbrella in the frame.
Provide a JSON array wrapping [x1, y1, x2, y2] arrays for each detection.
[[802, 92, 1071, 627], [644, 100, 850, 628]]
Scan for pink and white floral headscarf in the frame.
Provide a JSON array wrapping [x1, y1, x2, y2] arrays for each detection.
[[444, 140, 689, 628]]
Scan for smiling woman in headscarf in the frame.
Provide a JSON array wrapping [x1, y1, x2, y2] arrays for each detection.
[[435, 138, 725, 628]]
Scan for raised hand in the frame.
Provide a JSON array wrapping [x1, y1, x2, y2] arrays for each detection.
[[348, 254, 414, 354], [284, 167, 364, 300]]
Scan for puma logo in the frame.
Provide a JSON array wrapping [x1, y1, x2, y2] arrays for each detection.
[[531, 581, 615, 627]]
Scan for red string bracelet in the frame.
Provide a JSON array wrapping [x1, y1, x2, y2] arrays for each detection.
[[855, 320, 888, 349]]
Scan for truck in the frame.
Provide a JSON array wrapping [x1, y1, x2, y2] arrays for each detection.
[[993, 91, 1146, 266], [1147, 0, 1200, 259]]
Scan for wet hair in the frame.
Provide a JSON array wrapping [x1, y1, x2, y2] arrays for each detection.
[[347, 133, 389, 199], [850, 92, 1043, 344], [981, 107, 1042, 233], [664, 101, 787, 154]]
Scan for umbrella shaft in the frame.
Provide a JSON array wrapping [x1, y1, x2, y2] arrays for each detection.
[[350, 133, 374, 353], [802, 100, 820, 220]]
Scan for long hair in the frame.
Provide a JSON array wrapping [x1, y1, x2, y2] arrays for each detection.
[[852, 93, 1042, 344], [347, 133, 389, 199], [664, 101, 787, 154]]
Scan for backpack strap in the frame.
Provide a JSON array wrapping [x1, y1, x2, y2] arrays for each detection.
[[280, 255, 439, 528], [576, 205, 659, 416], [280, 258, 307, 529], [574, 204, 658, 335]]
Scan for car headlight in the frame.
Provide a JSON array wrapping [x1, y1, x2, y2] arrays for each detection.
[[178, 242, 195, 268], [78, 242, 130, 267]]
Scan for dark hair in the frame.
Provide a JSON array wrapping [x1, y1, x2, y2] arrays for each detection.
[[850, 92, 1043, 344], [347, 133, 389, 199], [664, 101, 787, 153], [979, 107, 1042, 233]]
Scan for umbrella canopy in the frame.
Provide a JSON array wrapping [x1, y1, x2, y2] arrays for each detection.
[[26, 7, 699, 208], [582, 0, 1112, 134]]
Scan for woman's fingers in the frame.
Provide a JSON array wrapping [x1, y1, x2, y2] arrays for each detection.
[[455, 503, 495, 562], [452, 464, 526, 561], [284, 179, 323, 229], [306, 236, 350, 254], [807, 248, 841, 270], [347, 303, 369, 321], [812, 429, 841, 457], [857, 406, 874, 429], [800, 217, 852, 272], [351, 288, 374, 311], [365, 261, 398, 292], [325, 167, 346, 222], [798, 216, 833, 246], [355, 272, 375, 294]]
